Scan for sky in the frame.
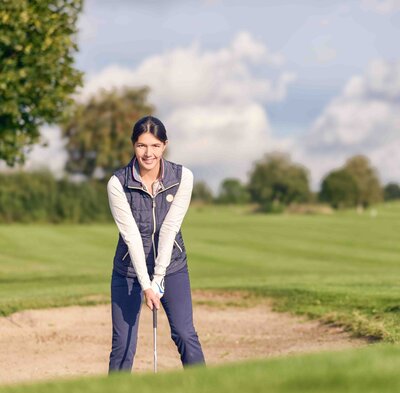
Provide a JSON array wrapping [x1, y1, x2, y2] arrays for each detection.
[[23, 0, 400, 193]]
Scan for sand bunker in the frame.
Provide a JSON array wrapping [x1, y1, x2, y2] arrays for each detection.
[[0, 291, 370, 385]]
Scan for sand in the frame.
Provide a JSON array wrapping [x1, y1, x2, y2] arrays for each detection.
[[0, 290, 371, 386]]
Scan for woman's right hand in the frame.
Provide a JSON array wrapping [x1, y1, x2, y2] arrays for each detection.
[[144, 288, 161, 310]]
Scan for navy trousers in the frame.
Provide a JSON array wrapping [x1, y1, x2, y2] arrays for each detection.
[[108, 265, 206, 372]]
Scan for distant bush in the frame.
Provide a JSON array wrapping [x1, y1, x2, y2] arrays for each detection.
[[319, 155, 383, 209], [0, 171, 111, 223], [343, 155, 383, 208], [384, 183, 400, 201], [215, 178, 250, 205], [319, 169, 359, 209], [192, 181, 214, 204], [247, 152, 311, 213]]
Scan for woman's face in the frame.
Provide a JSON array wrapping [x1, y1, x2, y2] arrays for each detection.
[[133, 132, 168, 173]]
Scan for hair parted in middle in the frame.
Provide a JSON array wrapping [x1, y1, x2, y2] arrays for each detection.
[[131, 116, 168, 144]]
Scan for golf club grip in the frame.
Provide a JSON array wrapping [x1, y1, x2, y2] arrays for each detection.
[[153, 307, 157, 328]]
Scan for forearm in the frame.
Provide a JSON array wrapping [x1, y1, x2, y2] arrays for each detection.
[[107, 176, 151, 290], [154, 167, 193, 277]]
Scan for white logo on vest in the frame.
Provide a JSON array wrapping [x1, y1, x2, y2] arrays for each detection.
[[166, 194, 174, 202]]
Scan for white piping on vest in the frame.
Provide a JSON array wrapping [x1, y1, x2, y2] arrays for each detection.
[[174, 239, 183, 253], [122, 251, 129, 261]]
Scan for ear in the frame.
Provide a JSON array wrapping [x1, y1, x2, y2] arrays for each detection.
[[163, 140, 168, 151]]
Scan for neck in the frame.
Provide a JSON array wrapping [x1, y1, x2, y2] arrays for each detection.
[[139, 160, 161, 181]]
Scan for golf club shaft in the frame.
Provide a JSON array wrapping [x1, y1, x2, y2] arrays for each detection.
[[153, 307, 157, 373]]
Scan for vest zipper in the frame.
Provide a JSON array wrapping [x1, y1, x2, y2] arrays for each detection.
[[151, 198, 157, 258], [127, 182, 180, 260]]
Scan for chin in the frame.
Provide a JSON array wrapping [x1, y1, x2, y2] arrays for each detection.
[[141, 158, 158, 167]]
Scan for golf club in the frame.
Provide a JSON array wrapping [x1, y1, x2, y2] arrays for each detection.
[[153, 306, 157, 373]]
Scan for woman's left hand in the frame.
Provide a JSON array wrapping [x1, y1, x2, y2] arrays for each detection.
[[143, 288, 160, 310]]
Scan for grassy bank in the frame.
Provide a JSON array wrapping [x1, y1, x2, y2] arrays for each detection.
[[1, 342, 399, 392], [0, 202, 399, 342]]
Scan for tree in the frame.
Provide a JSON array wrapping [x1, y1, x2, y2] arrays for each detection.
[[216, 178, 250, 204], [383, 183, 400, 201], [0, 0, 83, 165], [61, 87, 155, 178], [319, 169, 359, 209], [343, 155, 383, 208], [191, 181, 214, 204], [247, 152, 311, 212]]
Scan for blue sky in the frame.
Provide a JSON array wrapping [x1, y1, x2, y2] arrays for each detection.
[[25, 0, 400, 192]]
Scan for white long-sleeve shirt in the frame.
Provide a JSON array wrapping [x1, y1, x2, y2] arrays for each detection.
[[107, 166, 194, 291]]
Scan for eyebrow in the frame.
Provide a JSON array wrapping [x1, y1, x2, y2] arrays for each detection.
[[136, 143, 162, 146]]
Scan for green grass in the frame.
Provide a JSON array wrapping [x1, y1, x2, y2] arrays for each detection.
[[1, 342, 399, 393], [0, 202, 399, 342]]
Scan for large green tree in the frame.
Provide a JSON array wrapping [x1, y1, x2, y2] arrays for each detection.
[[319, 169, 359, 209], [0, 0, 83, 165], [61, 87, 155, 178], [247, 152, 311, 212], [343, 155, 383, 208]]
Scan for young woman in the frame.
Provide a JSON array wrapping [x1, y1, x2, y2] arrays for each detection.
[[107, 115, 206, 372]]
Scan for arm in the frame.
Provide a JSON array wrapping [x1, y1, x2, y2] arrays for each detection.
[[152, 167, 194, 295], [107, 175, 151, 291]]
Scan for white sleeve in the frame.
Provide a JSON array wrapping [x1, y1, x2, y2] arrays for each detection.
[[154, 167, 194, 277], [107, 175, 151, 290]]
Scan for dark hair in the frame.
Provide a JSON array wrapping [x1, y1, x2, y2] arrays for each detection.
[[131, 116, 168, 143]]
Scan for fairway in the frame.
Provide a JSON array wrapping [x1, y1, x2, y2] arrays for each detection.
[[1, 202, 399, 343], [0, 202, 400, 389]]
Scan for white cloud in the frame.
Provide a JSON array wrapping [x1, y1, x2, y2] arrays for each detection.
[[78, 31, 295, 190], [3, 31, 294, 185], [166, 104, 271, 167], [81, 31, 294, 106], [295, 59, 400, 189], [23, 126, 68, 177]]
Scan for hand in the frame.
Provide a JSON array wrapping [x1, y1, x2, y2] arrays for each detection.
[[151, 274, 165, 299], [144, 288, 160, 311]]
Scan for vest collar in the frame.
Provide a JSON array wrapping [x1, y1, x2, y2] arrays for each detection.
[[132, 156, 164, 183], [124, 157, 178, 190]]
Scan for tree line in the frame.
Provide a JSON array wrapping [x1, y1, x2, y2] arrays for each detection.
[[58, 88, 400, 212], [1, 151, 399, 223], [0, 171, 110, 223], [57, 87, 399, 212], [1, 84, 399, 221], [192, 152, 400, 212]]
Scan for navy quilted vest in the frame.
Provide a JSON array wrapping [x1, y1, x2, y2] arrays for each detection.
[[112, 157, 188, 278]]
